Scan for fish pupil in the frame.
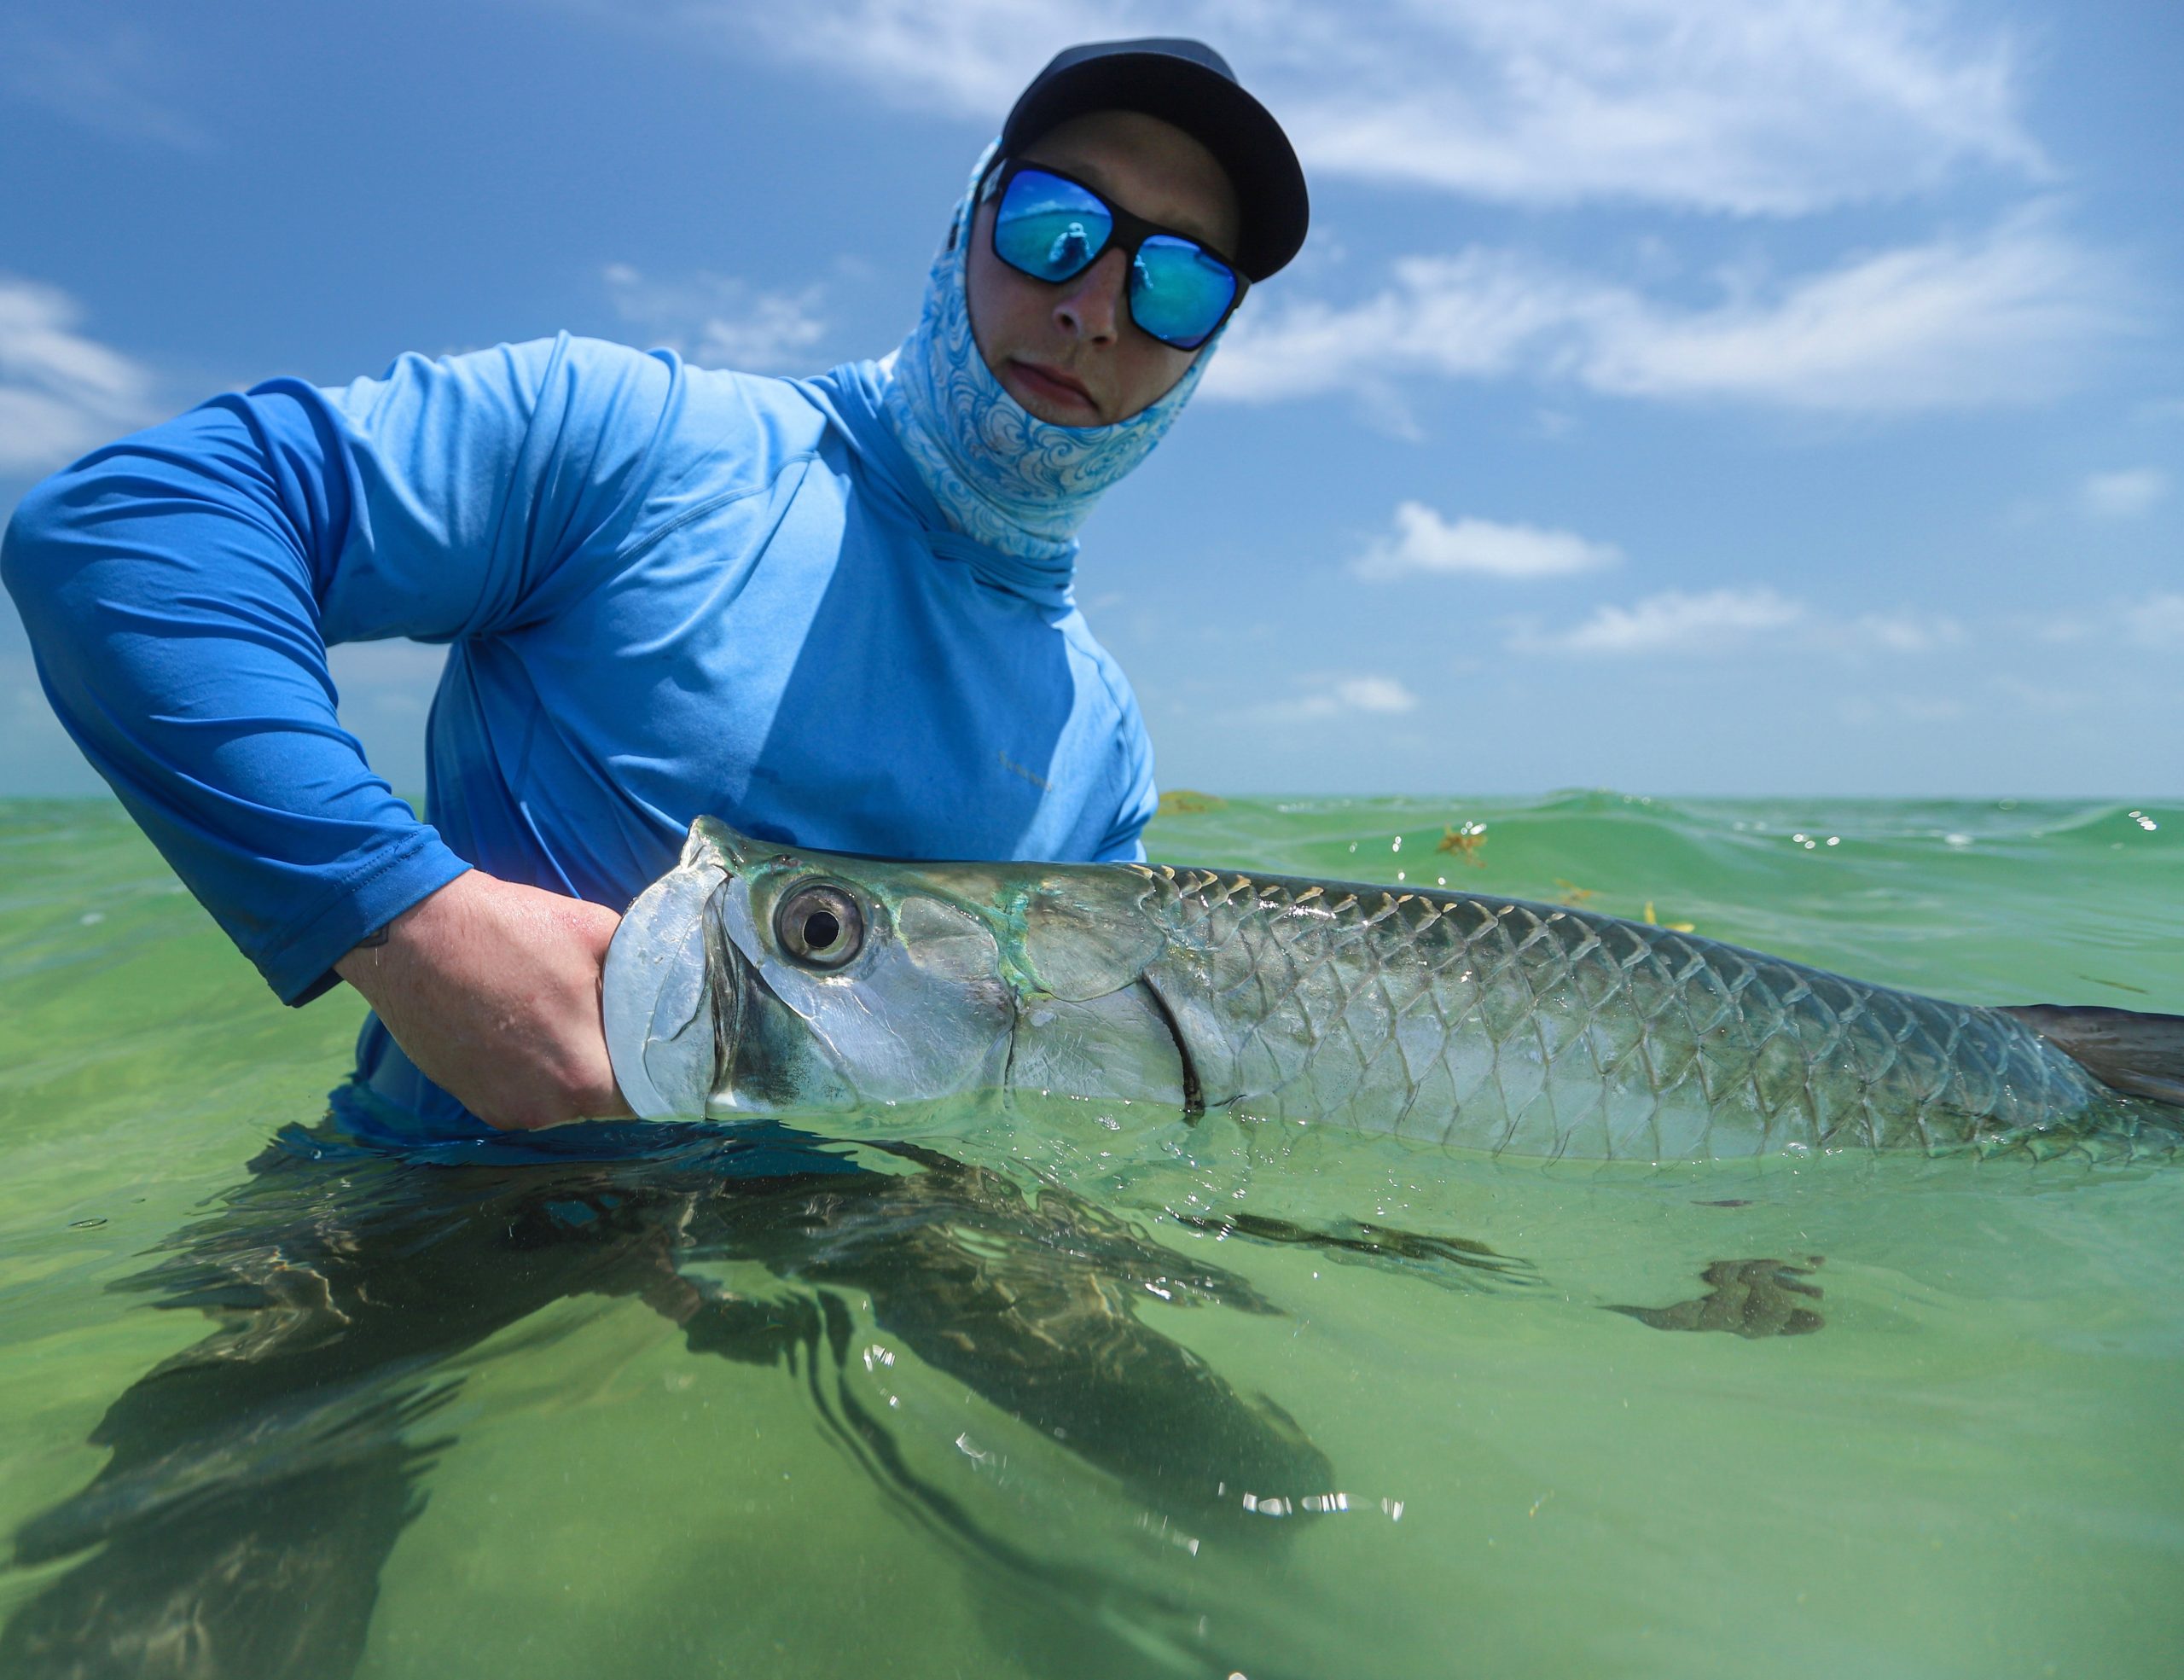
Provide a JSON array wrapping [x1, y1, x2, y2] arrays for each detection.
[[803, 910, 840, 950]]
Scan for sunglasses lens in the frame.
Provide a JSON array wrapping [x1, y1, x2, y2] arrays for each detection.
[[1129, 235, 1239, 350], [994, 169, 1113, 282]]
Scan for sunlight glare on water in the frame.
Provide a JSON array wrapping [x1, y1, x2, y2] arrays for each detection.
[[0, 793, 2179, 1677]]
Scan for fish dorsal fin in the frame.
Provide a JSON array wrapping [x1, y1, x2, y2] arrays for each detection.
[[2001, 1004, 2184, 1106]]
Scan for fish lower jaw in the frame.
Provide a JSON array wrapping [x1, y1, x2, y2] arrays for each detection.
[[604, 859, 729, 1119]]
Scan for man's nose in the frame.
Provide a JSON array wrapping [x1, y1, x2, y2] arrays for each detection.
[[1052, 249, 1128, 344]]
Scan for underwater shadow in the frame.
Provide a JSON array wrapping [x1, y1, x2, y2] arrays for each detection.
[[2, 1117, 1337, 1679]]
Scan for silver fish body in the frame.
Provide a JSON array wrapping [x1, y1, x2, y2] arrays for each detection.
[[603, 819, 2182, 1160]]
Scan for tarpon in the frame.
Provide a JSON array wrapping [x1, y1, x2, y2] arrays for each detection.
[[603, 819, 2184, 1160]]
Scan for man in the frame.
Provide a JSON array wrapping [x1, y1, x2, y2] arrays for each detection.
[[1, 39, 1309, 1144]]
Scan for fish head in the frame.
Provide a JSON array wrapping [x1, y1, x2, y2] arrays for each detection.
[[607, 819, 1187, 1121], [606, 820, 1022, 1119]]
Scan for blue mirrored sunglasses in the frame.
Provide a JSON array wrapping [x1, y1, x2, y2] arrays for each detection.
[[983, 160, 1246, 352]]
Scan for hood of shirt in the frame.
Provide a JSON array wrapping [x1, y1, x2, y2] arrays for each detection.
[[869, 140, 1223, 603]]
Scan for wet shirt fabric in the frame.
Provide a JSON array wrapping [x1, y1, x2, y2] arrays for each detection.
[[1, 335, 1157, 1142]]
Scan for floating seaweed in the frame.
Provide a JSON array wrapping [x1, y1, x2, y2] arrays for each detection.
[[1436, 821, 1488, 865]]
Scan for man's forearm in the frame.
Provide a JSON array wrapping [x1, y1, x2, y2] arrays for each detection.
[[0, 392, 470, 1004], [335, 870, 633, 1131]]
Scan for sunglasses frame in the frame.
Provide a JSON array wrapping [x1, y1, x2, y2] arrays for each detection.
[[978, 158, 1249, 352]]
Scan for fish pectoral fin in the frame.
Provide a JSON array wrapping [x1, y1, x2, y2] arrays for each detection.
[[2000, 1003, 2184, 1106]]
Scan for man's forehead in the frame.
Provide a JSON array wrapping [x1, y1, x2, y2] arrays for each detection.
[[1017, 111, 1241, 253]]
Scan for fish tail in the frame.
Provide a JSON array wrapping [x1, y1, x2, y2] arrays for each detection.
[[1999, 1003, 2184, 1107]]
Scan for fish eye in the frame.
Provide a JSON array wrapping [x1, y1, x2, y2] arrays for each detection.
[[774, 881, 864, 969]]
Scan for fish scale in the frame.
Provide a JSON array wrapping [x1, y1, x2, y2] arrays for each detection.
[[1120, 864, 2146, 1160], [605, 820, 2184, 1159]]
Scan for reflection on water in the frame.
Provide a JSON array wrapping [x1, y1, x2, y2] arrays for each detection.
[[3, 1107, 1438, 1678], [1606, 1255, 1827, 1338], [1169, 1209, 1536, 1288]]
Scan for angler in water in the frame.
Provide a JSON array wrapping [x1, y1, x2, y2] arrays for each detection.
[[607, 818, 2184, 1162], [2, 41, 1310, 1144]]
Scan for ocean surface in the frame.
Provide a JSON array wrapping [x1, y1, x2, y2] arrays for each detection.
[[1, 791, 2179, 1678]]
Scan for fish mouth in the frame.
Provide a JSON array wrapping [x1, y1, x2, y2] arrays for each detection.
[[604, 857, 737, 1119]]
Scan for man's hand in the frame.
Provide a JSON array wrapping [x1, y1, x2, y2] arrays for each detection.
[[336, 870, 634, 1131]]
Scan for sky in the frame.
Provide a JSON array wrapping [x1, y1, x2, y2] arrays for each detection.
[[1, 0, 2178, 799]]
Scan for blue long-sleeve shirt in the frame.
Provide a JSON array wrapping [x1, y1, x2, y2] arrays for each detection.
[[2, 335, 1158, 1137]]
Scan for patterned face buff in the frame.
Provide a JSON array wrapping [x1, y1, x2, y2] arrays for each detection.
[[880, 141, 1223, 573]]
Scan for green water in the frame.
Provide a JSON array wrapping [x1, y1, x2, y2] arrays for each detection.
[[2, 792, 2180, 1678]]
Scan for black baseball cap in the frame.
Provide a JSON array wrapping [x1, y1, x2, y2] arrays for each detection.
[[999, 38, 1309, 282]]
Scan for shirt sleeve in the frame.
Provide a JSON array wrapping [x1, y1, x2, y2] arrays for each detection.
[[0, 334, 677, 1003]]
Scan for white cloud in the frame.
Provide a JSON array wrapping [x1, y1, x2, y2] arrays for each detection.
[[0, 277, 158, 476], [666, 0, 2042, 216], [1990, 677, 2092, 716], [604, 264, 828, 374], [1511, 590, 1978, 658], [1356, 502, 1620, 581], [0, 19, 212, 151], [1329, 675, 1418, 713], [1281, 0, 2043, 214], [1831, 610, 1966, 654], [2080, 468, 2169, 520], [1893, 694, 1968, 723], [1210, 250, 1567, 404], [1512, 587, 1806, 655], [2124, 593, 2184, 650], [1578, 210, 2123, 409], [1837, 691, 1969, 725], [717, 0, 1053, 119], [1242, 671, 1420, 723], [2027, 592, 2184, 649], [1211, 209, 2131, 413]]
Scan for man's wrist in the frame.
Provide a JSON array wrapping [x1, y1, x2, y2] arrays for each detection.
[[335, 890, 436, 992], [337, 870, 476, 982]]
